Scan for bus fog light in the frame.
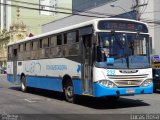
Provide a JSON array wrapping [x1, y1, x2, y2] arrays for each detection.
[[141, 79, 152, 87], [98, 80, 117, 88]]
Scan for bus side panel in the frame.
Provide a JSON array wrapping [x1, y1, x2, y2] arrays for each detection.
[[7, 74, 21, 85], [24, 76, 83, 95], [72, 79, 83, 95], [7, 62, 14, 83], [26, 76, 63, 92], [7, 74, 14, 83]]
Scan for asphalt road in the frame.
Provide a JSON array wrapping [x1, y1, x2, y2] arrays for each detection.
[[0, 74, 160, 120]]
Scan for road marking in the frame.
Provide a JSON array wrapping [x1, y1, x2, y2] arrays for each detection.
[[24, 99, 37, 103]]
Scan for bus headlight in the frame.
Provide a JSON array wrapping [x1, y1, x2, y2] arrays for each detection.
[[141, 79, 152, 87], [98, 80, 117, 88]]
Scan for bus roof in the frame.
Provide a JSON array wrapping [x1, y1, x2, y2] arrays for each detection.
[[8, 18, 148, 46]]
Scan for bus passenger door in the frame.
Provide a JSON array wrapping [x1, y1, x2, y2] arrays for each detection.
[[13, 48, 18, 83], [82, 34, 93, 95]]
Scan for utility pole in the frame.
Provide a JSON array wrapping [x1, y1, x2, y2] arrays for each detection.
[[132, 0, 148, 20]]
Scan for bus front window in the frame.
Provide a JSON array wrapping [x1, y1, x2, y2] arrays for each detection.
[[96, 32, 150, 69]]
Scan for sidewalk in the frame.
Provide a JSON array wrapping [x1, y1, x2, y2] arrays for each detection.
[[0, 74, 20, 88], [0, 74, 8, 88]]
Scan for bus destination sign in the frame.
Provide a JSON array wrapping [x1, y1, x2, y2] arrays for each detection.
[[98, 20, 148, 33]]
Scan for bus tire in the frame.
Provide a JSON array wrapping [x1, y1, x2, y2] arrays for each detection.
[[21, 75, 27, 92], [64, 80, 75, 103]]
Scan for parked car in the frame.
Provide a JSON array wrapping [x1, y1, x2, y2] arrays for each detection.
[[153, 68, 160, 92]]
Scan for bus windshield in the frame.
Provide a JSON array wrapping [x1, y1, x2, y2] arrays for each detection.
[[96, 32, 150, 69]]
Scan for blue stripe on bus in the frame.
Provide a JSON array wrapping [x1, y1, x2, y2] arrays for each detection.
[[7, 74, 83, 95], [8, 74, 153, 97], [26, 76, 63, 92], [7, 74, 14, 83], [93, 82, 153, 97], [7, 74, 21, 84]]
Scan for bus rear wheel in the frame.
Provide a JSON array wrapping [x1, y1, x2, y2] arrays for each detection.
[[64, 81, 75, 103], [21, 75, 27, 92]]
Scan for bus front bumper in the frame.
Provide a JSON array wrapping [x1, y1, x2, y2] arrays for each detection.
[[93, 83, 153, 97]]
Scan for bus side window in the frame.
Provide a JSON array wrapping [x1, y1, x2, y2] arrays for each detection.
[[64, 30, 79, 43], [56, 35, 62, 57], [42, 37, 49, 48], [67, 31, 76, 44], [50, 36, 56, 57], [68, 44, 79, 56], [63, 31, 79, 56], [76, 30, 79, 42], [64, 33, 67, 44], [31, 41, 38, 59], [57, 34, 62, 45], [18, 44, 24, 60], [50, 35, 62, 58], [39, 37, 49, 58], [25, 42, 31, 60], [8, 46, 13, 61], [50, 36, 57, 47]]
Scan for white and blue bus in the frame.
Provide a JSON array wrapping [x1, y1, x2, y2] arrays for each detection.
[[7, 18, 153, 103]]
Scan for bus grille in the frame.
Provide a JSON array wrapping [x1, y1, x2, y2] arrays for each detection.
[[108, 74, 148, 87], [114, 80, 143, 87]]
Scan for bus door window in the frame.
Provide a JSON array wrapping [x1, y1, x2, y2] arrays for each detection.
[[83, 35, 91, 63], [82, 34, 92, 93]]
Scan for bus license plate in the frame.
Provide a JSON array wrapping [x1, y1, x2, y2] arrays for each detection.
[[126, 89, 135, 93]]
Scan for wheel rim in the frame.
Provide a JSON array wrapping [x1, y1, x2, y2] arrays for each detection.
[[21, 76, 26, 91], [66, 86, 73, 98]]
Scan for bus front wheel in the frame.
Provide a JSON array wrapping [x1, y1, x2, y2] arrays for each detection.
[[21, 75, 27, 92], [64, 81, 75, 103]]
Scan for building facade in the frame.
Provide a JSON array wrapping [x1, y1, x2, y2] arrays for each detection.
[[1, 0, 159, 68], [0, 0, 11, 31], [139, 0, 160, 55], [42, 0, 160, 56], [0, 8, 27, 68], [0, 0, 72, 35], [72, 0, 117, 12], [42, 0, 135, 33], [0, 0, 72, 68]]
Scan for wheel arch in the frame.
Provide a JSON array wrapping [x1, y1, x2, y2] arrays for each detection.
[[62, 74, 72, 90], [20, 73, 26, 81]]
